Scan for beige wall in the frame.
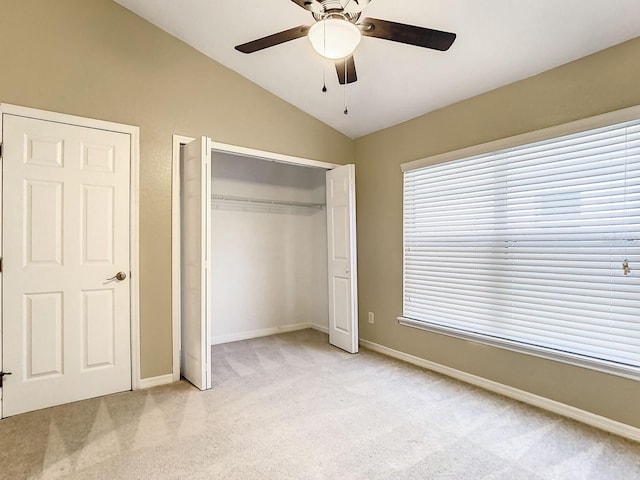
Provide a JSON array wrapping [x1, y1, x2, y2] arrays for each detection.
[[355, 37, 640, 428], [0, 0, 353, 378]]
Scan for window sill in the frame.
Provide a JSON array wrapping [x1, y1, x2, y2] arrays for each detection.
[[397, 316, 640, 381]]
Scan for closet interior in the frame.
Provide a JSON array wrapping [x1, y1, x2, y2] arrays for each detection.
[[209, 151, 329, 345]]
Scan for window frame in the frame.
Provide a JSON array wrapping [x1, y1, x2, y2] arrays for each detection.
[[398, 105, 640, 381]]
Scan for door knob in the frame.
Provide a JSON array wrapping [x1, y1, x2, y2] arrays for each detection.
[[107, 272, 127, 281]]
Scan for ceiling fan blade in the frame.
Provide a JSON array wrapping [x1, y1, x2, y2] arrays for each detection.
[[335, 55, 357, 85], [290, 0, 323, 14], [235, 25, 311, 54], [359, 17, 456, 51]]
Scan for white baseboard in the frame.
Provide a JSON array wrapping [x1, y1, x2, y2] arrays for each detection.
[[138, 373, 175, 389], [311, 323, 329, 334], [359, 339, 640, 442], [211, 322, 313, 345]]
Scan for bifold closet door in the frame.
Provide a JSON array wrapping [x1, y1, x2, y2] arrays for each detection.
[[326, 164, 358, 353], [180, 137, 211, 390]]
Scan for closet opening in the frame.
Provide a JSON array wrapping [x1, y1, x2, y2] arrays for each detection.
[[172, 137, 358, 390], [210, 152, 329, 344]]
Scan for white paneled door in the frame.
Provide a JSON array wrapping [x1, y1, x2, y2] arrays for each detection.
[[1, 114, 132, 417], [326, 164, 358, 353], [180, 137, 211, 390]]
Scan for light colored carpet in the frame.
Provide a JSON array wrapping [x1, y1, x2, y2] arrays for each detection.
[[1, 329, 638, 479]]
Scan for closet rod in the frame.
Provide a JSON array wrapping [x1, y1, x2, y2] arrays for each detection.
[[211, 193, 325, 209]]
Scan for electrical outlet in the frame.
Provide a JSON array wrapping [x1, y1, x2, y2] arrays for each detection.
[[368, 312, 375, 324]]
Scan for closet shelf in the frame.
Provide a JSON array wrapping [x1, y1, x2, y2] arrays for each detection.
[[211, 193, 325, 210]]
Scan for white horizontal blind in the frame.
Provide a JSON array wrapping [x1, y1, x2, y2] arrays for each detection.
[[403, 120, 640, 372]]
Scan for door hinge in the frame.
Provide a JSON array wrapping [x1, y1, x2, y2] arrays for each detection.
[[0, 257, 3, 273], [0, 142, 3, 158], [0, 371, 12, 388]]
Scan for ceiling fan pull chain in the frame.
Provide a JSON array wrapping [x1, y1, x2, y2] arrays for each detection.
[[344, 60, 348, 114], [320, 18, 328, 92], [322, 65, 327, 92], [323, 17, 327, 57]]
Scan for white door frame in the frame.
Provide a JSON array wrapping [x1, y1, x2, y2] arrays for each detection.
[[0, 103, 142, 392], [170, 135, 341, 381]]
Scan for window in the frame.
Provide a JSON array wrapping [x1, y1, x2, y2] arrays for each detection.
[[400, 110, 640, 378]]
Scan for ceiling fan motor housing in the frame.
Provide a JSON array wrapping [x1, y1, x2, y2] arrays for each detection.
[[311, 0, 370, 22]]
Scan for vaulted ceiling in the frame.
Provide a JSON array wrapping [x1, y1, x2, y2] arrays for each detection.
[[114, 0, 640, 139]]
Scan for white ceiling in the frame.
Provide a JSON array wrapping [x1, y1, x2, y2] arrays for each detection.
[[113, 0, 640, 139]]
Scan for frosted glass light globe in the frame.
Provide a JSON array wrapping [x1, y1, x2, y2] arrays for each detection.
[[308, 18, 361, 60]]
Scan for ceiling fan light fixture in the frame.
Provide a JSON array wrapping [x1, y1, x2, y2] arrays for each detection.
[[308, 18, 361, 60]]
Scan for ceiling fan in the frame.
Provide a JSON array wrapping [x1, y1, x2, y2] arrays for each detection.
[[235, 0, 457, 85]]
